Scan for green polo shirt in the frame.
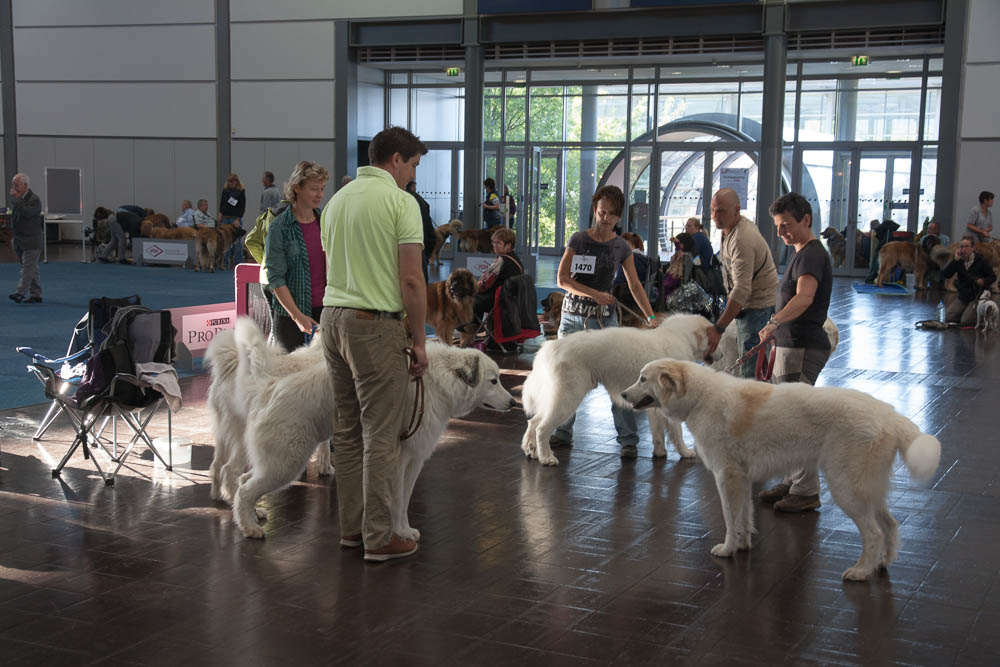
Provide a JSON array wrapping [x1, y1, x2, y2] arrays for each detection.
[[321, 166, 423, 312]]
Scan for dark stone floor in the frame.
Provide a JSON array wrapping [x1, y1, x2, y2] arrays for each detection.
[[1, 278, 1000, 666]]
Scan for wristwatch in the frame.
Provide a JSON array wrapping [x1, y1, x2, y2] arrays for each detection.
[[767, 319, 781, 328], [712, 323, 726, 335]]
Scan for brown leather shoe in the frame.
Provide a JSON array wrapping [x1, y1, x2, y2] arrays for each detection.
[[364, 534, 418, 562], [774, 493, 821, 513], [758, 483, 791, 504], [339, 533, 362, 548]]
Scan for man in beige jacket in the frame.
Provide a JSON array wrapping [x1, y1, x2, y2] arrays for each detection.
[[704, 188, 778, 377]]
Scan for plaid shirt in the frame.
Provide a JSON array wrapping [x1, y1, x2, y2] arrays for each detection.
[[264, 206, 315, 319]]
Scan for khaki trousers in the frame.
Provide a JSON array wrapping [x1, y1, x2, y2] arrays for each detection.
[[321, 307, 409, 549], [773, 346, 831, 497]]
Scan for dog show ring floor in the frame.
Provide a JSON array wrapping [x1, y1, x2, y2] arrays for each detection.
[[1, 276, 1000, 665]]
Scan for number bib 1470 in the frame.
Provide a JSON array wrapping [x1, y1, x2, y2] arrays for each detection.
[[571, 254, 596, 275]]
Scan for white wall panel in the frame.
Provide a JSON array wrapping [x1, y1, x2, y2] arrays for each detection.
[[15, 26, 216, 81], [17, 83, 215, 137], [93, 138, 135, 211], [967, 0, 1000, 64], [960, 64, 1000, 139], [133, 140, 177, 217], [13, 0, 213, 27], [231, 22, 334, 80], [231, 0, 463, 21], [231, 141, 268, 218], [173, 140, 217, 218], [233, 140, 336, 215], [955, 141, 1000, 227], [231, 81, 334, 139]]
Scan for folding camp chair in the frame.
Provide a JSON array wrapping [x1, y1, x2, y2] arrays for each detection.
[[17, 295, 141, 440], [32, 305, 179, 485], [479, 274, 541, 353]]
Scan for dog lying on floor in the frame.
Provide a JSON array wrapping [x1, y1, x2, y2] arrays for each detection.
[[418, 268, 477, 346], [820, 227, 846, 268], [430, 220, 463, 267], [623, 359, 941, 581], [976, 290, 999, 332], [520, 313, 721, 466], [205, 329, 333, 505], [540, 291, 564, 337], [216, 318, 515, 539]]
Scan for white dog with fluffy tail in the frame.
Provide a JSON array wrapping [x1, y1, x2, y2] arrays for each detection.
[[623, 359, 941, 581], [520, 313, 720, 466], [976, 289, 999, 332]]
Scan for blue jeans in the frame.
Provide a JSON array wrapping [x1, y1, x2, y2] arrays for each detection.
[[551, 309, 639, 447], [735, 306, 774, 379], [220, 216, 244, 267]]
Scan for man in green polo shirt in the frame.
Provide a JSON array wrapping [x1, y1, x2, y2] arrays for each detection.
[[320, 126, 428, 562]]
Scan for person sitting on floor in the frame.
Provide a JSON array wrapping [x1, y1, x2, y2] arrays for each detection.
[[941, 235, 997, 325], [473, 227, 523, 323]]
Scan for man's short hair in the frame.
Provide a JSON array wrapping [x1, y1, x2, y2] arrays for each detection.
[[13, 173, 29, 188], [368, 126, 427, 166], [263, 171, 274, 185], [769, 192, 812, 222], [484, 177, 496, 191], [980, 191, 995, 204], [491, 227, 516, 247], [197, 199, 208, 207], [961, 234, 976, 246], [591, 185, 624, 217]]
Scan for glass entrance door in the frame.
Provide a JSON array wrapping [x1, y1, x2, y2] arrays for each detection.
[[527, 149, 563, 255]]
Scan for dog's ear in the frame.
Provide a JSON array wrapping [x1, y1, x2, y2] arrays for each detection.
[[454, 355, 481, 387], [657, 363, 687, 398]]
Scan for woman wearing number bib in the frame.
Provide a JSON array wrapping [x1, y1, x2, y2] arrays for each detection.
[[219, 173, 247, 267], [550, 185, 657, 459]]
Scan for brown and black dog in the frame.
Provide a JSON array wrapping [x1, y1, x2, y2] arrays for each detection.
[[821, 227, 847, 268], [540, 291, 564, 337], [876, 241, 935, 289], [423, 268, 478, 346], [195, 224, 238, 272], [457, 228, 495, 253], [150, 226, 198, 241], [430, 220, 463, 267]]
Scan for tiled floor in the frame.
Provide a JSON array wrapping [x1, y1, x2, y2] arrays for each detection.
[[2, 277, 1000, 666]]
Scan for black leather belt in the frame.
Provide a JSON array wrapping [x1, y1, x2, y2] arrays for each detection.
[[337, 307, 403, 320]]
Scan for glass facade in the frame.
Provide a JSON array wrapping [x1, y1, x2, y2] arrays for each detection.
[[374, 55, 942, 270]]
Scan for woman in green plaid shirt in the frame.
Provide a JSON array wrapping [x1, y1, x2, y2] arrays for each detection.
[[264, 161, 330, 350]]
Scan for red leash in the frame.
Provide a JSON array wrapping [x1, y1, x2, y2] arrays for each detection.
[[724, 334, 776, 382]]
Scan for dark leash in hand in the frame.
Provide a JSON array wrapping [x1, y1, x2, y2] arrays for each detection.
[[616, 301, 653, 329], [400, 348, 425, 441], [724, 333, 776, 382]]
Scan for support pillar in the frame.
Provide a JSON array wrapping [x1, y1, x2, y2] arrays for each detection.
[[936, 0, 968, 239], [756, 2, 786, 255], [334, 20, 358, 185], [0, 0, 16, 182], [462, 8, 484, 230], [215, 0, 231, 191], [579, 86, 598, 232]]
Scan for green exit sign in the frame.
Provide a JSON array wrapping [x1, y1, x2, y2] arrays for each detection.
[[852, 55, 870, 67], [446, 67, 461, 77]]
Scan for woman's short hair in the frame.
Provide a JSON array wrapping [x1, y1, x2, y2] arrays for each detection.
[[591, 185, 624, 217], [491, 227, 516, 247], [368, 126, 427, 165], [621, 232, 644, 252], [225, 173, 243, 191], [284, 161, 330, 203], [980, 190, 995, 204], [484, 178, 496, 191], [769, 192, 812, 222], [675, 232, 695, 254]]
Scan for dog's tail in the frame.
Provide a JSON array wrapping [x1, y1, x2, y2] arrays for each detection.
[[233, 317, 272, 382], [896, 418, 941, 482], [204, 329, 239, 381]]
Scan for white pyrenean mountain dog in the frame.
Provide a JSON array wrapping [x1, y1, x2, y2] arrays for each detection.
[[215, 318, 515, 540], [205, 328, 333, 506], [622, 359, 941, 581], [520, 313, 720, 466]]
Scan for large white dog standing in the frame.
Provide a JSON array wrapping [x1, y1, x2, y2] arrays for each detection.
[[520, 313, 719, 466], [623, 359, 941, 581], [212, 319, 515, 540]]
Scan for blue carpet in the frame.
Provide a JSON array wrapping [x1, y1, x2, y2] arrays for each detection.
[[1, 261, 233, 410], [852, 282, 911, 295]]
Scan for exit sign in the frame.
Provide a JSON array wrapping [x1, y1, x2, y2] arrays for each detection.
[[446, 67, 461, 77], [852, 55, 870, 67]]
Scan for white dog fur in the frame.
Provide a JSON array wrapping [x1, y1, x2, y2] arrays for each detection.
[[205, 328, 333, 506], [622, 359, 941, 581], [520, 313, 720, 466], [976, 290, 999, 332], [219, 318, 515, 540], [714, 317, 839, 374]]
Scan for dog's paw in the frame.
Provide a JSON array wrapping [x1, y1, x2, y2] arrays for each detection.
[[842, 566, 873, 582], [398, 527, 421, 542], [255, 507, 267, 521], [539, 453, 559, 466], [521, 442, 536, 458], [210, 486, 222, 501], [651, 448, 668, 459], [238, 521, 265, 539], [710, 543, 735, 558]]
